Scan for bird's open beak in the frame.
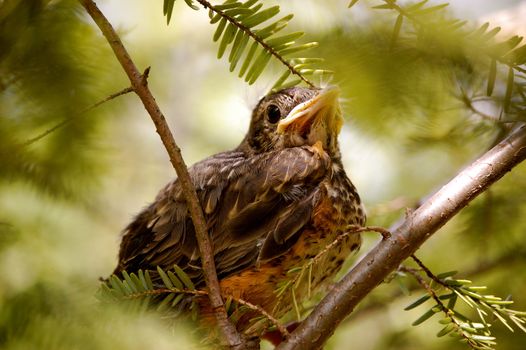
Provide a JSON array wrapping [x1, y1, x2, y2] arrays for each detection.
[[277, 86, 343, 143]]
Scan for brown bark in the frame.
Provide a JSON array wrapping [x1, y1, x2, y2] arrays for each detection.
[[277, 123, 526, 350], [79, 1, 244, 348]]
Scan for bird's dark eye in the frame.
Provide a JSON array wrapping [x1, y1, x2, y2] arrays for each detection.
[[266, 104, 281, 124]]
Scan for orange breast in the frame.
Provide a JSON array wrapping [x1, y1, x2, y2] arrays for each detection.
[[214, 181, 363, 334]]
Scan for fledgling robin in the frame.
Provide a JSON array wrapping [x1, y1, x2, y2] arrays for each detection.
[[112, 86, 365, 340]]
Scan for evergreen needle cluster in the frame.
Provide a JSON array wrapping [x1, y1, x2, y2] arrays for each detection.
[[355, 0, 526, 120], [400, 263, 526, 350], [101, 266, 286, 339], [163, 0, 332, 91]]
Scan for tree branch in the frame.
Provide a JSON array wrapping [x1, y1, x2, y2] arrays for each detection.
[[277, 123, 526, 350], [195, 0, 316, 88], [347, 245, 526, 324], [17, 86, 133, 149], [79, 1, 244, 348]]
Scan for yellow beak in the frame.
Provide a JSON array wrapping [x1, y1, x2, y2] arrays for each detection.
[[277, 86, 343, 138]]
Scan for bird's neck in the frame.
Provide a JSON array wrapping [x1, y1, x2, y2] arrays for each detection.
[[235, 137, 261, 156], [236, 135, 343, 159]]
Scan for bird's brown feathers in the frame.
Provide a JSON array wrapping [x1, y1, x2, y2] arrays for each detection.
[[114, 145, 331, 284], [113, 87, 366, 329]]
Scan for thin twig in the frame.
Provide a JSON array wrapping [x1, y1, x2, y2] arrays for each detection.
[[398, 266, 440, 303], [17, 86, 133, 149], [398, 266, 479, 348], [349, 247, 526, 323], [313, 226, 389, 265], [79, 1, 243, 348], [123, 288, 208, 299], [277, 124, 526, 350], [411, 254, 447, 288], [409, 255, 524, 331], [196, 0, 315, 88], [234, 297, 290, 338], [458, 88, 499, 123], [122, 288, 289, 339], [273, 225, 390, 314], [310, 225, 390, 271]]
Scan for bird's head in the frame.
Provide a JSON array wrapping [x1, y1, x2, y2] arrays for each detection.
[[240, 86, 344, 157]]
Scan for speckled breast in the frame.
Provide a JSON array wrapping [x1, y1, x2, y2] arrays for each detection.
[[278, 169, 366, 304], [218, 166, 365, 333]]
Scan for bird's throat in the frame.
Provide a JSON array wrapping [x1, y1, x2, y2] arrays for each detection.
[[277, 86, 343, 153]]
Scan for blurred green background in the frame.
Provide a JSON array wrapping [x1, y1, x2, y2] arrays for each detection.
[[1, 0, 526, 349]]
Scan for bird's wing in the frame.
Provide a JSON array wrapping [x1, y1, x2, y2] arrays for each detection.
[[114, 145, 330, 284]]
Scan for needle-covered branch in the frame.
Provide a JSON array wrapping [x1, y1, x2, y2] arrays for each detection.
[[277, 123, 526, 350], [79, 1, 244, 348]]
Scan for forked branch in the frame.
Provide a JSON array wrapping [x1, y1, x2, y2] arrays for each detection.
[[79, 1, 244, 348]]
